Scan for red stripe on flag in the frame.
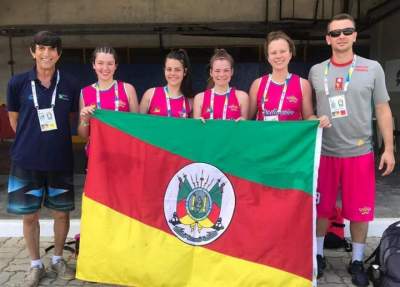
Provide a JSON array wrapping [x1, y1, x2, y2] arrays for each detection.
[[85, 119, 313, 280], [208, 203, 221, 223], [176, 200, 186, 219]]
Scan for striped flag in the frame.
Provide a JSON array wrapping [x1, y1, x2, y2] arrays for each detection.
[[76, 110, 321, 287]]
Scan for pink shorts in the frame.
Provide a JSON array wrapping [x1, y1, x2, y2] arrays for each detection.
[[316, 152, 375, 222]]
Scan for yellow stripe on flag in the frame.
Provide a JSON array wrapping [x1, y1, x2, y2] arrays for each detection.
[[77, 195, 311, 287]]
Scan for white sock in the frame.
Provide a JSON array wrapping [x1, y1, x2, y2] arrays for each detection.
[[317, 236, 325, 256], [31, 259, 43, 269], [52, 255, 62, 265], [352, 242, 366, 262]]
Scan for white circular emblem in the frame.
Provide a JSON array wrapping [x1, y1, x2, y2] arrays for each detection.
[[164, 163, 235, 246]]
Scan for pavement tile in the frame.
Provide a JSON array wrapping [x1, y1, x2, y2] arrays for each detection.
[[0, 251, 21, 259], [0, 272, 12, 285], [0, 259, 11, 270], [66, 279, 85, 286], [14, 248, 29, 259], [324, 272, 343, 284], [6, 271, 26, 287], [4, 258, 28, 272], [2, 238, 24, 248], [37, 275, 56, 286]]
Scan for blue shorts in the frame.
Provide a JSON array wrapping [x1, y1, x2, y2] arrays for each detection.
[[7, 163, 75, 214]]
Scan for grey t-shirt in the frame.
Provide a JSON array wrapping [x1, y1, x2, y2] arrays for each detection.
[[309, 55, 389, 157]]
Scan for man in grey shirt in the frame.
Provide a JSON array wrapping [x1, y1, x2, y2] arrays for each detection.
[[309, 13, 395, 286]]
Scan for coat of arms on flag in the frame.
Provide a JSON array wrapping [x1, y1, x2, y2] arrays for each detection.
[[164, 162, 235, 246]]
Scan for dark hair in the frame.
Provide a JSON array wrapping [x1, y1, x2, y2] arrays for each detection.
[[30, 31, 62, 55], [264, 31, 296, 59], [165, 49, 193, 98], [327, 13, 356, 33], [207, 48, 234, 88], [92, 45, 118, 65]]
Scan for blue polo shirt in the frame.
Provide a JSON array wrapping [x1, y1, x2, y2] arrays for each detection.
[[7, 67, 79, 171]]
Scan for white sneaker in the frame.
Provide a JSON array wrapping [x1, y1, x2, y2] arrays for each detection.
[[25, 266, 45, 287], [50, 258, 75, 280]]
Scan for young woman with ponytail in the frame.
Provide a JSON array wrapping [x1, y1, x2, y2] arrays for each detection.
[[193, 49, 248, 121], [140, 49, 193, 118]]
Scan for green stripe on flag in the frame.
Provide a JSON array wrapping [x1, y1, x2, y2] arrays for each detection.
[[93, 110, 319, 194]]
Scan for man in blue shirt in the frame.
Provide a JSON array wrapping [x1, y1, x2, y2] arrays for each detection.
[[7, 31, 79, 286]]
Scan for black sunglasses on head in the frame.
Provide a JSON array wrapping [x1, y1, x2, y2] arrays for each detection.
[[327, 28, 355, 37]]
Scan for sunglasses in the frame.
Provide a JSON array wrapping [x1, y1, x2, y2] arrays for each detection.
[[327, 28, 355, 37]]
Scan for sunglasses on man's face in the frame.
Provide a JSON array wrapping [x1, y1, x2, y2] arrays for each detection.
[[327, 28, 355, 38]]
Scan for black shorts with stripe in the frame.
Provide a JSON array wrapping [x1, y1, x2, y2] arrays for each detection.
[[7, 163, 75, 214]]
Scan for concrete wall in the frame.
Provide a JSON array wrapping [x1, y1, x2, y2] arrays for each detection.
[[3, 0, 379, 25], [1, 0, 267, 25], [370, 10, 400, 122]]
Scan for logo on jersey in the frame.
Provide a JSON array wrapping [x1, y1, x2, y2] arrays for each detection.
[[287, 95, 298, 103]]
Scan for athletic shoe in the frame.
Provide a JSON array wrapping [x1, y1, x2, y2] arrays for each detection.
[[348, 260, 369, 286], [25, 266, 45, 287], [50, 258, 75, 280], [317, 255, 326, 279]]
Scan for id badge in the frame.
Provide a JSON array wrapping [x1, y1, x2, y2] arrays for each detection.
[[264, 115, 279, 121], [329, 95, 348, 119], [37, 108, 58, 132]]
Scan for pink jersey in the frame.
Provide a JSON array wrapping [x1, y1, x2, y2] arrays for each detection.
[[201, 88, 241, 120], [148, 87, 190, 118], [81, 80, 130, 112], [256, 74, 303, 121]]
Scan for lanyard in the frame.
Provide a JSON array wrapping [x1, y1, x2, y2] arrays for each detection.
[[31, 70, 60, 109], [164, 86, 187, 117], [95, 80, 119, 111], [324, 55, 356, 97], [261, 73, 291, 119], [210, 87, 231, 120]]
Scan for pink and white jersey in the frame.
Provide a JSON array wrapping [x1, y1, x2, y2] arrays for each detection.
[[148, 87, 190, 118], [256, 74, 303, 121], [201, 88, 241, 120], [81, 80, 130, 112]]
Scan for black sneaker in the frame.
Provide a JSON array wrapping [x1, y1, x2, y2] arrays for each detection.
[[348, 260, 369, 286], [317, 255, 326, 279]]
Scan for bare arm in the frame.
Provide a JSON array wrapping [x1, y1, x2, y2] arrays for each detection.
[[77, 97, 95, 139], [8, 112, 18, 132], [193, 92, 204, 119], [248, 78, 261, 120], [187, 97, 194, 118], [301, 78, 331, 128], [375, 102, 395, 176], [301, 78, 315, 120], [236, 90, 249, 120], [124, 83, 139, 113], [139, 88, 155, 114]]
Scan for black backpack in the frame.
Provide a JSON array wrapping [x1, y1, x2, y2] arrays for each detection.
[[365, 221, 400, 287]]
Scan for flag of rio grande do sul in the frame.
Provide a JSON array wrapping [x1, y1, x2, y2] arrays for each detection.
[[76, 110, 322, 287]]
